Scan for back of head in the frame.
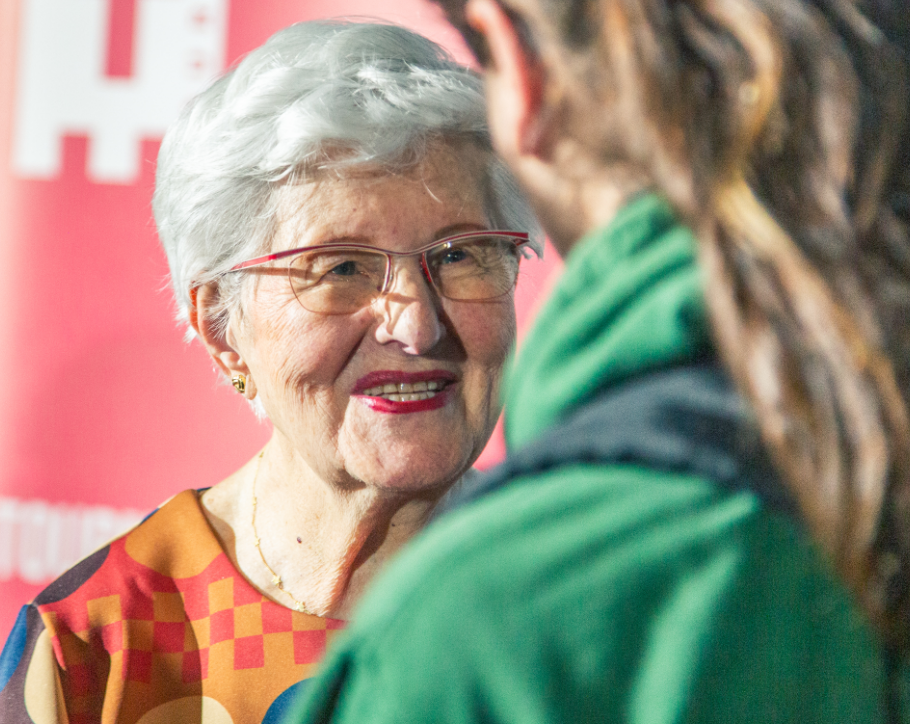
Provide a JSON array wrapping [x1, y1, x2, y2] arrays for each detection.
[[153, 20, 536, 335], [438, 0, 910, 652]]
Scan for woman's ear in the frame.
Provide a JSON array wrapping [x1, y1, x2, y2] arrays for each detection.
[[189, 284, 256, 397], [466, 0, 554, 159]]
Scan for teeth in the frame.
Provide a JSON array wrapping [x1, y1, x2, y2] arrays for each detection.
[[391, 381, 429, 393], [362, 380, 448, 398], [385, 392, 437, 402], [360, 385, 441, 401]]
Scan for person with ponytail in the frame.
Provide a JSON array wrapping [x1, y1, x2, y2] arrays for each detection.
[[291, 1, 910, 721]]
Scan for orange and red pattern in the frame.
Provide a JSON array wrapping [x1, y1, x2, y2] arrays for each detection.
[[0, 490, 345, 724]]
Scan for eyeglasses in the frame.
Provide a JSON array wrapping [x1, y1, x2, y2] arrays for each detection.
[[224, 230, 534, 315]]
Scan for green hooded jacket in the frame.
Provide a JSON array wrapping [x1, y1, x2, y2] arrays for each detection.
[[289, 194, 898, 724]]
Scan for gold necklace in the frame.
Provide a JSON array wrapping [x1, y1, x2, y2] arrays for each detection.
[[250, 450, 312, 614]]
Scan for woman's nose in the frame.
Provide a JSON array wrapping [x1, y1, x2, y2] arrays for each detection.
[[373, 265, 444, 354]]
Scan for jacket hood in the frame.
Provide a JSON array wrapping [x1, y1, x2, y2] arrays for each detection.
[[504, 193, 712, 450]]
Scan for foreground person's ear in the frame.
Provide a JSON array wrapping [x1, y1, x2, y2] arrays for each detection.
[[465, 0, 552, 159], [190, 283, 256, 398]]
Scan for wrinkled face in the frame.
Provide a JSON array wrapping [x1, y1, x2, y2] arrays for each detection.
[[232, 143, 516, 494]]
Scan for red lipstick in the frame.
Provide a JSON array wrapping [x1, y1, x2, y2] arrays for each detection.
[[353, 370, 457, 415]]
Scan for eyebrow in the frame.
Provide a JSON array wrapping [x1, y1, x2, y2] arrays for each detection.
[[295, 222, 490, 250], [431, 222, 489, 240]]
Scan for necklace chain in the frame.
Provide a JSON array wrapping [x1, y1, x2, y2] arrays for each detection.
[[251, 450, 313, 614]]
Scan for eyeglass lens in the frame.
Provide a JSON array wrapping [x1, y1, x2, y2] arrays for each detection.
[[287, 234, 524, 314], [425, 235, 520, 301]]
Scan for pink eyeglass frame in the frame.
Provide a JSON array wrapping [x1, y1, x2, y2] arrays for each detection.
[[224, 230, 532, 296]]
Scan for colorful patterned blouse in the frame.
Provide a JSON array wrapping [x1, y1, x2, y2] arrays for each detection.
[[0, 489, 346, 724]]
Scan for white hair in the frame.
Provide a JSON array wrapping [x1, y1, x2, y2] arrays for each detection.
[[152, 19, 540, 343]]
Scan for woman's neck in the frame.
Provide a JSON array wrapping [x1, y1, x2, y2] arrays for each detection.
[[200, 437, 443, 619]]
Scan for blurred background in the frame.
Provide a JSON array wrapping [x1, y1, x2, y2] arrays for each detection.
[[0, 0, 560, 637]]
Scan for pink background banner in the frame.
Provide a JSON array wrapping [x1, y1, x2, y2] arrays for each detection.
[[0, 0, 559, 638]]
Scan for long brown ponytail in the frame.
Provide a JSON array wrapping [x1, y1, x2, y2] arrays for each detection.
[[438, 0, 910, 653], [657, 0, 910, 652]]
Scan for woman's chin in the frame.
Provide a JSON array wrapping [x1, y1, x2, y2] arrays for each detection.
[[337, 396, 488, 493], [349, 447, 471, 496]]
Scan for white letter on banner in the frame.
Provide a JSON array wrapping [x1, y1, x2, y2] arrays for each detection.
[[0, 499, 17, 581], [0, 497, 144, 584], [12, 0, 227, 183], [17, 500, 49, 584]]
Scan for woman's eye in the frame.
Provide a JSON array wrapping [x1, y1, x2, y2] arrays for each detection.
[[439, 248, 468, 265], [328, 260, 359, 276]]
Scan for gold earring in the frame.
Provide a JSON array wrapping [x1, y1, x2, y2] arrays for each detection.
[[231, 374, 247, 394]]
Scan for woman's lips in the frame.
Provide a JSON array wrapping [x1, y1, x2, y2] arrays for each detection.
[[352, 370, 457, 414]]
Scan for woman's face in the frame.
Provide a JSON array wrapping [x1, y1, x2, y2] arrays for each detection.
[[232, 143, 516, 494]]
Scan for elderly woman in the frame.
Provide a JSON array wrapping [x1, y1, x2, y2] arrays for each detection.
[[0, 20, 538, 724], [293, 1, 910, 723]]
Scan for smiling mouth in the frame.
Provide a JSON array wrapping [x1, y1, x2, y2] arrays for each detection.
[[360, 380, 450, 402]]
